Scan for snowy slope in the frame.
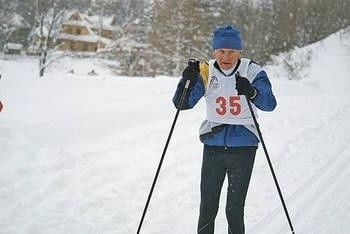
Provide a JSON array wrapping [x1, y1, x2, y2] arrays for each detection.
[[0, 28, 349, 234]]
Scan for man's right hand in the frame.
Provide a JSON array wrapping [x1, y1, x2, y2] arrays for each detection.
[[182, 59, 200, 85]]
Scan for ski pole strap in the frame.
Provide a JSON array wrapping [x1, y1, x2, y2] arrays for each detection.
[[184, 79, 190, 89]]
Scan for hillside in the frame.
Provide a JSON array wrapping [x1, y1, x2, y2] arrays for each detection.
[[0, 28, 349, 233]]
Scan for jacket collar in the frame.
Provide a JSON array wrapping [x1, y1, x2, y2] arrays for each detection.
[[214, 59, 241, 77]]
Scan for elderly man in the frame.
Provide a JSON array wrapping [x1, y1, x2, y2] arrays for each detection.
[[173, 25, 277, 234]]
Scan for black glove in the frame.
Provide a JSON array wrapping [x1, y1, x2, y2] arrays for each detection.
[[182, 58, 200, 87], [235, 72, 257, 99]]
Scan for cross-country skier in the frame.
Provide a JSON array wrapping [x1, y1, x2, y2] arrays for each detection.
[[172, 25, 277, 234]]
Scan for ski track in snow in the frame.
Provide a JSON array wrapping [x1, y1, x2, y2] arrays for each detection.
[[248, 95, 350, 234]]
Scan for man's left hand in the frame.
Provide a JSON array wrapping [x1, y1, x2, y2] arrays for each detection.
[[235, 75, 257, 99]]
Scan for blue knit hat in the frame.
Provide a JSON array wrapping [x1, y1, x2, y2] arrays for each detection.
[[212, 25, 243, 50]]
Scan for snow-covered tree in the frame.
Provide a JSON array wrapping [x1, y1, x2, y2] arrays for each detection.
[[109, 0, 157, 76], [148, 0, 209, 75], [0, 0, 19, 48], [31, 0, 69, 77]]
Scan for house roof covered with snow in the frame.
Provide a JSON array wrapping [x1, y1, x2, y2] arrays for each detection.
[[62, 10, 120, 32], [4, 42, 23, 50]]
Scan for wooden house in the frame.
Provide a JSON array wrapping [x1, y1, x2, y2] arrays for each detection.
[[26, 10, 120, 54], [57, 11, 119, 52]]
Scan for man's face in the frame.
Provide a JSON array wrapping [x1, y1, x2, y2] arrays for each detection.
[[213, 48, 241, 70]]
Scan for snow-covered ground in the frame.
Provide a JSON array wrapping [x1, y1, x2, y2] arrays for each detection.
[[0, 28, 349, 234]]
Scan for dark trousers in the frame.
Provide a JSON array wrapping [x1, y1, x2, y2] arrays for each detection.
[[198, 145, 257, 234]]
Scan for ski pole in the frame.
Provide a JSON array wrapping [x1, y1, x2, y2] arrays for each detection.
[[137, 78, 191, 234], [236, 73, 296, 234]]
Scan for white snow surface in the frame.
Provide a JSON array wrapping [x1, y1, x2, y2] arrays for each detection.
[[1, 29, 350, 234]]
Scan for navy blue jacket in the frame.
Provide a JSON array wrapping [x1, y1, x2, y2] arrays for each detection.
[[173, 60, 277, 147]]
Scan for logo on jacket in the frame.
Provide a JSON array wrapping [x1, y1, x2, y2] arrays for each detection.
[[209, 76, 219, 90]]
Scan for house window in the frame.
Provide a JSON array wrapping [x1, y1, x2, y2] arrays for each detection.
[[76, 28, 81, 35], [83, 43, 88, 51], [70, 42, 74, 50]]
